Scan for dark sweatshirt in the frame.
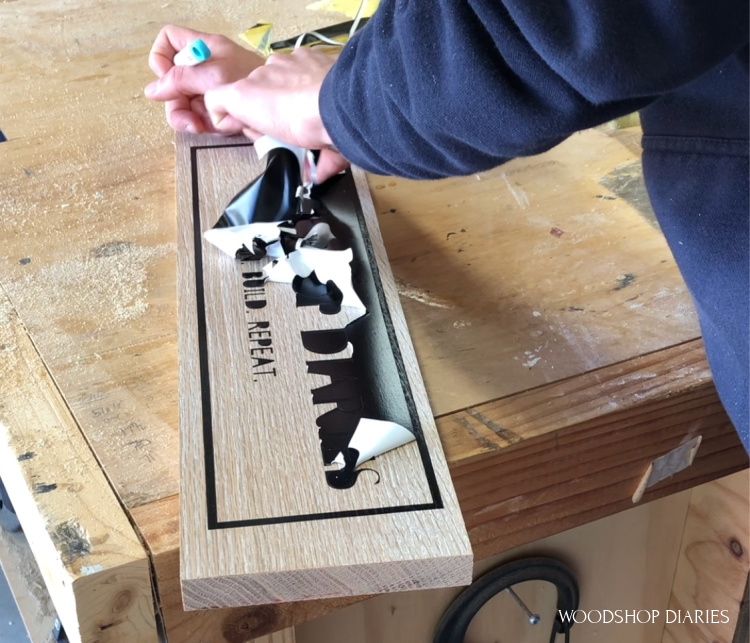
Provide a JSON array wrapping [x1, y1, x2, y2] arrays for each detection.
[[319, 0, 750, 450]]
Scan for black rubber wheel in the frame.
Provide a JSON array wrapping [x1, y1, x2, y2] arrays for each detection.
[[0, 477, 22, 533], [434, 557, 579, 643]]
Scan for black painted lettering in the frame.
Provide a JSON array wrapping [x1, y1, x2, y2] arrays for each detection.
[[248, 329, 272, 346], [307, 358, 357, 379], [293, 272, 342, 315], [242, 271, 267, 309], [245, 296, 266, 310], [316, 407, 360, 464], [245, 320, 274, 375], [311, 378, 361, 414], [300, 328, 348, 354]]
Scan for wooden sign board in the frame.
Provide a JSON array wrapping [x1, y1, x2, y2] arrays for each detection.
[[176, 133, 472, 610]]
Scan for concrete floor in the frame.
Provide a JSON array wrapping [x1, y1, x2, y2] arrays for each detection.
[[0, 567, 30, 642]]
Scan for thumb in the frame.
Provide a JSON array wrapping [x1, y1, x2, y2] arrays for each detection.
[[145, 65, 208, 101], [315, 149, 350, 183]]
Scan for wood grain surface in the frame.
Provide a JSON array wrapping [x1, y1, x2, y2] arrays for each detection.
[[445, 338, 747, 560], [0, 1, 706, 517], [662, 470, 750, 643], [0, 525, 57, 642], [296, 487, 694, 643], [0, 0, 746, 640], [133, 493, 369, 641], [0, 288, 157, 643], [176, 134, 472, 608]]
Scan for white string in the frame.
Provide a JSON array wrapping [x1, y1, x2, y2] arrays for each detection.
[[293, 0, 368, 50], [294, 30, 346, 49], [349, 0, 367, 40]]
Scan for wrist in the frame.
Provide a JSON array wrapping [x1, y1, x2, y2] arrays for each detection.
[[317, 120, 334, 148], [298, 99, 333, 150], [314, 86, 334, 149]]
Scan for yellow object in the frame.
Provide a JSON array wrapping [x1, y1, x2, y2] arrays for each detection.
[[239, 22, 274, 57], [606, 113, 641, 130], [240, 0, 379, 56]]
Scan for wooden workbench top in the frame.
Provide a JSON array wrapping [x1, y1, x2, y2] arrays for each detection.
[[1, 1, 746, 641]]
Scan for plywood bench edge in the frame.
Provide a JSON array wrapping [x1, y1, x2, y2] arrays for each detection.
[[0, 288, 158, 643]]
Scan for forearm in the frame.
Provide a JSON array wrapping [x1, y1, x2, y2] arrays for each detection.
[[319, 0, 748, 179]]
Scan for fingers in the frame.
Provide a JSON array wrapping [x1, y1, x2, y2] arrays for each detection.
[[146, 30, 265, 103], [188, 96, 213, 133], [204, 79, 260, 132], [202, 61, 328, 148], [208, 107, 247, 136], [315, 149, 350, 183], [163, 94, 246, 135], [165, 96, 205, 134], [146, 64, 203, 101], [241, 126, 265, 141], [147, 29, 346, 174], [265, 52, 291, 67], [149, 25, 206, 77], [145, 61, 236, 103]]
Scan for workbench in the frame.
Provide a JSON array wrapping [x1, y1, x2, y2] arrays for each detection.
[[1, 2, 747, 642]]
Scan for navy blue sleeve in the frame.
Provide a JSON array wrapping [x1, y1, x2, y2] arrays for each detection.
[[319, 0, 748, 178]]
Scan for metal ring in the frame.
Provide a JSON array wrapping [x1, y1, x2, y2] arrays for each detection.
[[433, 557, 579, 643]]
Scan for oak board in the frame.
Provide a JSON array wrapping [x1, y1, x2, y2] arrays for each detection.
[[176, 133, 472, 609]]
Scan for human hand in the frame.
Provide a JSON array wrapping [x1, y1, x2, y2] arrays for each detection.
[[144, 25, 264, 134], [204, 47, 349, 181]]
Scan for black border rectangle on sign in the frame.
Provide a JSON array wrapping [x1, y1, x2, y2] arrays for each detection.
[[190, 143, 443, 529]]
